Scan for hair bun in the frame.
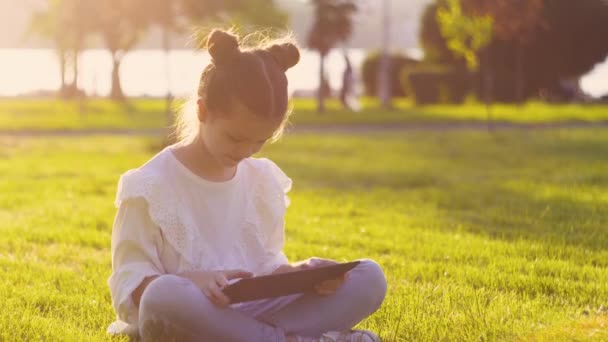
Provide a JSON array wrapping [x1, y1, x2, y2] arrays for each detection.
[[267, 43, 300, 71], [207, 30, 240, 66]]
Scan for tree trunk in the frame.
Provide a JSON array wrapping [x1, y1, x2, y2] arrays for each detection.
[[65, 49, 80, 99], [317, 52, 326, 113], [379, 0, 392, 109], [59, 50, 66, 97], [515, 44, 525, 104], [378, 51, 392, 109], [74, 50, 87, 116], [481, 49, 494, 133], [110, 52, 125, 101], [73, 50, 79, 93], [163, 26, 173, 126]]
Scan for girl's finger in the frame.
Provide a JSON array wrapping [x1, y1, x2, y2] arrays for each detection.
[[201, 287, 216, 303], [215, 274, 229, 289], [312, 258, 339, 267], [208, 283, 231, 307], [323, 279, 343, 288], [314, 285, 335, 295], [316, 278, 345, 292], [224, 269, 254, 280], [316, 282, 335, 290]]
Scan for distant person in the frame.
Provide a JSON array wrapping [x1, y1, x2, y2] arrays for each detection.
[[107, 29, 387, 342], [339, 52, 360, 111]]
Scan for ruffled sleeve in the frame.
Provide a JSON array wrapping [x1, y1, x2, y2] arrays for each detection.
[[264, 158, 292, 208], [113, 168, 207, 269], [107, 197, 165, 326], [255, 159, 292, 274]]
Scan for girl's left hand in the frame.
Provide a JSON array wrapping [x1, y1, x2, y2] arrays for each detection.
[[313, 272, 349, 296], [299, 257, 349, 296]]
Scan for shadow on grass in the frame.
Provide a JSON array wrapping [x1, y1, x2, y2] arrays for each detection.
[[263, 131, 608, 253]]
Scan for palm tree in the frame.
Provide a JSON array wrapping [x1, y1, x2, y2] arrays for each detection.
[[307, 0, 357, 113]]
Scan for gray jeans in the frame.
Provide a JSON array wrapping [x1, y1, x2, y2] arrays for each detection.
[[138, 259, 387, 342]]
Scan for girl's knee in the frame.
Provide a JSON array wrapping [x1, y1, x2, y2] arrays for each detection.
[[354, 259, 387, 308], [139, 274, 208, 341], [139, 274, 205, 319], [139, 315, 195, 342]]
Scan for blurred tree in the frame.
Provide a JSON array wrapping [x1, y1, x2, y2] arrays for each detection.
[[436, 0, 493, 72], [147, 0, 185, 123], [94, 0, 149, 101], [421, 0, 608, 102], [228, 0, 289, 29], [436, 0, 494, 127], [307, 0, 357, 113], [361, 52, 419, 97], [527, 0, 608, 92], [420, 0, 458, 65], [181, 0, 287, 30], [461, 0, 545, 102], [150, 0, 286, 123], [28, 0, 96, 98], [31, 0, 287, 102]]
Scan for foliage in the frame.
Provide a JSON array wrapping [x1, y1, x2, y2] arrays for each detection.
[[361, 52, 419, 97], [307, 0, 357, 57], [460, 0, 544, 43], [419, 1, 459, 65], [403, 65, 472, 105], [436, 0, 494, 71], [421, 0, 608, 101]]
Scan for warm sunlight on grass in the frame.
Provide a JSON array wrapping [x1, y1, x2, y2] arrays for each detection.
[[1, 129, 607, 340], [0, 98, 607, 132], [519, 313, 608, 341]]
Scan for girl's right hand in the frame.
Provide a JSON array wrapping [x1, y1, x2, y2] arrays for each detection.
[[179, 269, 253, 307]]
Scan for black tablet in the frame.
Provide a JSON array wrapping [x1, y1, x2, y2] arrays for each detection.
[[223, 261, 360, 303]]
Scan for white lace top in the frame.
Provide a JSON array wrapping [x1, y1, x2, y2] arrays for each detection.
[[106, 144, 291, 335]]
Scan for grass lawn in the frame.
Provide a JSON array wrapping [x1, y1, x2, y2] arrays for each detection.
[[0, 98, 607, 132], [0, 129, 607, 341]]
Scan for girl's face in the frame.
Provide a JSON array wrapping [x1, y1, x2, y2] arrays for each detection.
[[199, 102, 283, 167]]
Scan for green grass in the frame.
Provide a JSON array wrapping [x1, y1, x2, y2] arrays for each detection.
[[0, 99, 167, 131], [0, 98, 607, 132], [1, 129, 607, 341], [291, 98, 608, 125]]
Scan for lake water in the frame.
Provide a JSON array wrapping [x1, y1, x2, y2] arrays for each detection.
[[1, 48, 607, 98]]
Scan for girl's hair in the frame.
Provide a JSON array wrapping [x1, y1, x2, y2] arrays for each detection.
[[172, 29, 301, 143]]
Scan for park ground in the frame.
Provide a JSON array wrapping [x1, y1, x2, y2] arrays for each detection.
[[0, 98, 607, 341]]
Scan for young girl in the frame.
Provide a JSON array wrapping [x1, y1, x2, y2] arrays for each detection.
[[107, 29, 387, 342]]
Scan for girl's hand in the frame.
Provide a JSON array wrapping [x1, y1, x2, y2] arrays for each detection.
[[179, 269, 253, 307], [272, 264, 297, 274], [314, 272, 349, 296], [305, 258, 349, 295], [272, 257, 337, 274]]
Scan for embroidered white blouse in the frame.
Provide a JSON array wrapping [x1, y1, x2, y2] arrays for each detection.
[[106, 144, 291, 335]]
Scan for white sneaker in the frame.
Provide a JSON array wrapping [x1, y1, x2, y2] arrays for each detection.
[[318, 329, 381, 342]]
